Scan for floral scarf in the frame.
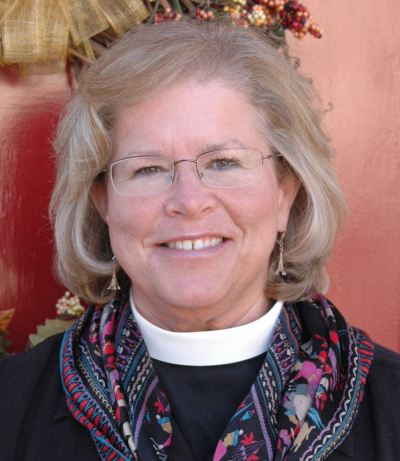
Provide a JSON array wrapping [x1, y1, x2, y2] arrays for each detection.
[[61, 294, 374, 461]]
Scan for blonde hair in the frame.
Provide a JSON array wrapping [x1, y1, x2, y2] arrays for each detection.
[[50, 20, 346, 304]]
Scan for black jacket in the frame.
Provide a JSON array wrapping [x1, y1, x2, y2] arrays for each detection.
[[0, 333, 399, 461]]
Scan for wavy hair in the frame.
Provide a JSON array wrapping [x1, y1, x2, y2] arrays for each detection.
[[50, 20, 346, 304]]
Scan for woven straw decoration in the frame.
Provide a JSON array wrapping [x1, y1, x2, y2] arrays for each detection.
[[58, 0, 109, 45], [2, 0, 41, 63], [1, 0, 32, 62], [80, 39, 96, 61], [41, 0, 69, 61], [0, 0, 149, 67], [0, 0, 19, 28], [99, 0, 148, 35], [1, 0, 69, 64]]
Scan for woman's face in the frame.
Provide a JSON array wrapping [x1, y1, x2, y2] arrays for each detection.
[[93, 80, 298, 331]]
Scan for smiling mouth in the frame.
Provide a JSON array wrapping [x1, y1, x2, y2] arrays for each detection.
[[163, 237, 224, 250]]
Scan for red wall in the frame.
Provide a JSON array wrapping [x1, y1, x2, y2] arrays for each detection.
[[1, 0, 399, 353], [287, 0, 400, 353], [0, 67, 70, 353]]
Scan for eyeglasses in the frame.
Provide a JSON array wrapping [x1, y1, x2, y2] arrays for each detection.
[[102, 148, 281, 197]]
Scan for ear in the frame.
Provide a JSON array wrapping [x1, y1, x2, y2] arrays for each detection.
[[90, 178, 109, 223], [277, 173, 300, 232]]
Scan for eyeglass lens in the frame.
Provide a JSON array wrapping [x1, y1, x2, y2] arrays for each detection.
[[110, 148, 263, 197]]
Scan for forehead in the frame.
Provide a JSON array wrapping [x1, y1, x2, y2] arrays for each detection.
[[111, 79, 269, 160]]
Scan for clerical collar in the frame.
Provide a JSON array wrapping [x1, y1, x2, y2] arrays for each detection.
[[130, 291, 283, 366]]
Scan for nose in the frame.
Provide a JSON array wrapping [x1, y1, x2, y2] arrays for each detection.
[[163, 161, 216, 219]]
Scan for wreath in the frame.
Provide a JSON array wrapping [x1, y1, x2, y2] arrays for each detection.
[[0, 0, 322, 71]]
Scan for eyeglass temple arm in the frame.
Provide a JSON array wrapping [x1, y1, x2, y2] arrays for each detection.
[[262, 153, 282, 160]]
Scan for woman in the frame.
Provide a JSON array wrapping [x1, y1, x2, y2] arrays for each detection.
[[1, 20, 399, 461]]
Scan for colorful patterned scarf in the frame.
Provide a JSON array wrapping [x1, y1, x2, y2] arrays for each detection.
[[61, 294, 374, 461]]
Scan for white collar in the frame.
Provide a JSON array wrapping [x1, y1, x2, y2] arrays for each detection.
[[130, 291, 283, 366]]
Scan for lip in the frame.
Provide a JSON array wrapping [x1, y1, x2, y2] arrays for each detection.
[[159, 233, 228, 245], [165, 237, 225, 250], [155, 237, 230, 256]]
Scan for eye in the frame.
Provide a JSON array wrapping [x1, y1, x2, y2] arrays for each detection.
[[215, 159, 232, 168], [212, 157, 241, 169], [136, 165, 164, 175]]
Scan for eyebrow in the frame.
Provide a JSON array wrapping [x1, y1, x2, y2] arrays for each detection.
[[123, 139, 248, 158], [200, 139, 247, 153]]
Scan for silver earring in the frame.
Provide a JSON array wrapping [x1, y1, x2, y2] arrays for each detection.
[[275, 231, 287, 276], [107, 256, 121, 291]]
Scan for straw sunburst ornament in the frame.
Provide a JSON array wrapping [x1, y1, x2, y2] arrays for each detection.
[[0, 0, 148, 68]]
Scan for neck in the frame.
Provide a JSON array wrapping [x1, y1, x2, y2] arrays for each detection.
[[130, 288, 272, 332], [130, 293, 284, 365]]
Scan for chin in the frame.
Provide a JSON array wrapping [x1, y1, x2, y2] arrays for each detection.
[[153, 283, 229, 313]]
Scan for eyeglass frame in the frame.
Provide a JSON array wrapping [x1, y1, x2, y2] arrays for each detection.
[[101, 147, 282, 197]]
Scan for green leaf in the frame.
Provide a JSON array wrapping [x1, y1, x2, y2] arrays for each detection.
[[149, 0, 161, 23], [172, 0, 183, 16], [0, 336, 12, 360], [29, 318, 76, 347], [270, 23, 287, 48], [0, 309, 15, 336]]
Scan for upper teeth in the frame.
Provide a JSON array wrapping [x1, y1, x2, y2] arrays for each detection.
[[165, 237, 224, 250]]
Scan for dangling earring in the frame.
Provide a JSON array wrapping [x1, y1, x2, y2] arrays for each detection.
[[275, 231, 287, 276], [107, 256, 121, 291]]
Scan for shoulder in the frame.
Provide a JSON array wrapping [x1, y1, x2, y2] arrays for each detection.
[[0, 332, 64, 385], [0, 333, 65, 446], [0, 332, 100, 460], [370, 342, 400, 372], [366, 342, 400, 398], [365, 342, 400, 401], [0, 330, 65, 399], [352, 342, 400, 460]]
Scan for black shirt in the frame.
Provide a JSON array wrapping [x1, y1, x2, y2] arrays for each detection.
[[0, 333, 399, 461], [153, 354, 265, 460]]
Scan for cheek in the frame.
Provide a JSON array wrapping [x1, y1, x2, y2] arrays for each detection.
[[236, 186, 279, 234], [107, 210, 150, 281], [226, 186, 280, 267], [106, 200, 151, 250]]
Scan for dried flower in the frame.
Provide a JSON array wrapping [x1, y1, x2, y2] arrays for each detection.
[[56, 291, 85, 317]]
